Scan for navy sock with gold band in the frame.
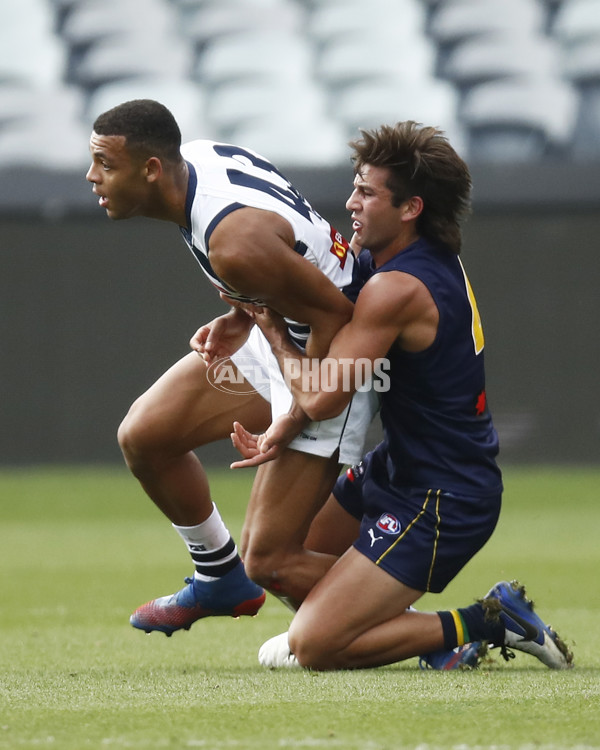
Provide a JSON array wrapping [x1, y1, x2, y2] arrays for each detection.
[[439, 603, 505, 649]]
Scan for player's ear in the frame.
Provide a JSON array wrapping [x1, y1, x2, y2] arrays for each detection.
[[403, 196, 424, 220], [145, 156, 162, 183]]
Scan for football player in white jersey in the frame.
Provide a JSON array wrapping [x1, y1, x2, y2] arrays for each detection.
[[86, 99, 376, 634]]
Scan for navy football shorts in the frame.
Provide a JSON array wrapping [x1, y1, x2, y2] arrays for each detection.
[[333, 451, 502, 593]]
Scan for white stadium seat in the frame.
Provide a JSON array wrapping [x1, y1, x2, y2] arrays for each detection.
[[316, 34, 436, 87], [334, 77, 460, 131], [333, 77, 466, 154], [73, 34, 193, 90], [429, 0, 546, 47], [443, 33, 563, 90], [552, 0, 600, 45], [461, 77, 579, 160], [0, 104, 90, 170], [0, 1, 67, 87], [307, 0, 426, 44], [61, 0, 179, 47], [228, 118, 349, 168], [558, 34, 600, 158], [87, 77, 211, 142], [197, 32, 314, 87], [183, 1, 305, 46], [207, 80, 329, 136], [0, 83, 84, 128]]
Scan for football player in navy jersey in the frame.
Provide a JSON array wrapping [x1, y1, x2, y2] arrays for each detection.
[[85, 99, 378, 634], [234, 122, 572, 671]]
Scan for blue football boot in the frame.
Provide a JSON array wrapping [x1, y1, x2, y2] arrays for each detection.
[[482, 580, 573, 669], [130, 564, 266, 636]]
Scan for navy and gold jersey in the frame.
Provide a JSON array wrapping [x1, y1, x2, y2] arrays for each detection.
[[178, 140, 360, 347], [361, 238, 502, 496]]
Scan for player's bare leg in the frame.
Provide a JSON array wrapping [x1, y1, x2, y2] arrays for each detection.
[[288, 548, 437, 668], [285, 553, 573, 671], [255, 502, 481, 671], [119, 351, 271, 634], [304, 494, 361, 558], [241, 449, 343, 610], [118, 351, 270, 524]]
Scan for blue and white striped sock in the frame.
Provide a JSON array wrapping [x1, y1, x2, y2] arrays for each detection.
[[173, 504, 241, 581]]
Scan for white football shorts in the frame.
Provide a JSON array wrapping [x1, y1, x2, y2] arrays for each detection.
[[231, 326, 379, 466]]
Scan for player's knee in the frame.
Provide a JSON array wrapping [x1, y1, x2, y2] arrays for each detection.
[[242, 547, 277, 588], [117, 400, 160, 470], [288, 624, 344, 671], [243, 543, 293, 592]]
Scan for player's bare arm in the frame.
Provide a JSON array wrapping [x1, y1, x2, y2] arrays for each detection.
[[208, 208, 354, 359], [257, 269, 439, 422]]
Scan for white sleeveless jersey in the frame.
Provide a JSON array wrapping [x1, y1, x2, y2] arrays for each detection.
[[179, 140, 358, 345]]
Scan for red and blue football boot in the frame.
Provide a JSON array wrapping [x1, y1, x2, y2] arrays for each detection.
[[419, 641, 486, 670], [130, 564, 266, 636]]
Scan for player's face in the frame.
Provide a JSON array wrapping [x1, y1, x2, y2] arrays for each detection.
[[86, 132, 150, 220], [346, 165, 406, 256]]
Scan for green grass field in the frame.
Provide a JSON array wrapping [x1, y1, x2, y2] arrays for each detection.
[[1, 465, 598, 749]]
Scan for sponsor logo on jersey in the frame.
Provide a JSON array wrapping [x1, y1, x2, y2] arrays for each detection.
[[376, 513, 402, 535], [329, 227, 349, 269]]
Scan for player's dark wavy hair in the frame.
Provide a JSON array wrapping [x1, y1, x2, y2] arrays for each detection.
[[350, 121, 472, 254], [93, 99, 182, 163]]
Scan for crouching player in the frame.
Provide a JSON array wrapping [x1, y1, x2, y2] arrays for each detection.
[[233, 121, 573, 670]]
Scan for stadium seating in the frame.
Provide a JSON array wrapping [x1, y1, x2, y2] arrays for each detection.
[[86, 77, 211, 142], [183, 0, 305, 47], [0, 0, 66, 87], [60, 0, 178, 48], [0, 92, 90, 170], [460, 77, 579, 160], [333, 78, 465, 148], [207, 79, 328, 137], [552, 0, 600, 45], [307, 0, 426, 44], [72, 34, 193, 92], [227, 118, 349, 167], [315, 34, 437, 88], [552, 0, 600, 158], [442, 33, 563, 89], [428, 0, 546, 47], [0, 0, 599, 166]]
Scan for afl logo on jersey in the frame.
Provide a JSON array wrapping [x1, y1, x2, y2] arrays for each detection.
[[376, 513, 401, 535]]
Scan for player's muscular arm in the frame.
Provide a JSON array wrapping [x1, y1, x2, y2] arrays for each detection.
[[208, 208, 353, 359], [260, 271, 438, 421]]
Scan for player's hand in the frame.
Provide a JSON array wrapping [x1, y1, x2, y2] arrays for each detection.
[[349, 232, 363, 254], [190, 307, 254, 365], [218, 293, 265, 316], [230, 421, 280, 468], [230, 413, 304, 468], [250, 307, 289, 347]]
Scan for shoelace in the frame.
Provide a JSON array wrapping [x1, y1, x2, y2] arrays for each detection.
[[499, 645, 516, 662]]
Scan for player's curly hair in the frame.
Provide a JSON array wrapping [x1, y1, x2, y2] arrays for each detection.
[[350, 121, 472, 254], [93, 99, 182, 164]]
